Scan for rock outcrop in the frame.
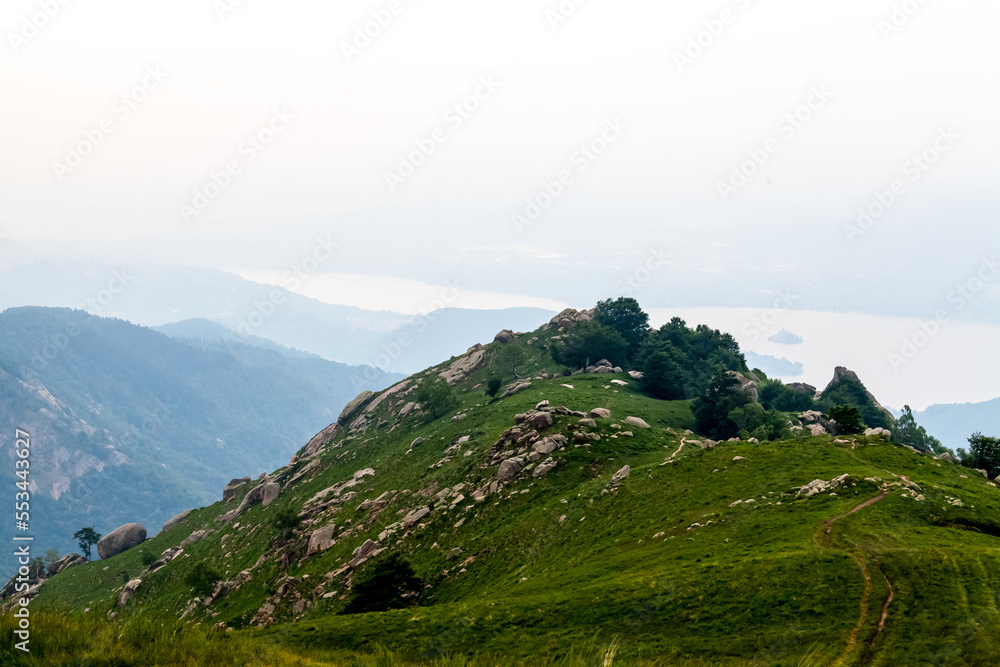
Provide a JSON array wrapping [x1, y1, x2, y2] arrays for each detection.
[[161, 509, 195, 533], [223, 478, 251, 503], [494, 330, 515, 344], [118, 578, 142, 606], [797, 474, 851, 498], [439, 345, 486, 385], [545, 308, 595, 330], [337, 391, 374, 426], [47, 553, 86, 577], [97, 523, 147, 560]]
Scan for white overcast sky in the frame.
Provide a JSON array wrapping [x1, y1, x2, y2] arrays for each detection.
[[1, 0, 999, 321]]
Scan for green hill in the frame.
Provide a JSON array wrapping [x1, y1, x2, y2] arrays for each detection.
[[7, 307, 1000, 666]]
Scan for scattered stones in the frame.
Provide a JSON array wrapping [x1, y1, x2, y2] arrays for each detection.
[[532, 412, 554, 428], [797, 474, 851, 498], [864, 427, 891, 439]]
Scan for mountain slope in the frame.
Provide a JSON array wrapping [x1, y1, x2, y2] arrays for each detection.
[[23, 311, 1000, 665], [0, 307, 401, 561]]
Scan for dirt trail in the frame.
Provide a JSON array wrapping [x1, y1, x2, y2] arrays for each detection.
[[822, 490, 893, 667], [666, 438, 689, 462]]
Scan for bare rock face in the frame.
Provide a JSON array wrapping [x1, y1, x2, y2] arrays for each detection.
[[307, 525, 337, 556], [301, 422, 342, 458], [439, 345, 486, 385], [97, 523, 147, 560], [788, 382, 817, 396], [533, 457, 558, 478], [402, 507, 431, 529]]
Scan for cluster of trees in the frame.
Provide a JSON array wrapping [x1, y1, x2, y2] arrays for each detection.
[[959, 433, 1000, 479], [693, 373, 790, 441], [550, 298, 749, 402]]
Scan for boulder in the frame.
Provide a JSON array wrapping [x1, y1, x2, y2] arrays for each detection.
[[494, 330, 515, 344], [624, 416, 650, 429], [532, 412, 554, 428], [301, 422, 342, 458], [595, 359, 613, 368], [936, 451, 959, 464], [727, 371, 759, 403], [499, 379, 532, 399], [97, 523, 147, 560], [611, 465, 631, 484], [864, 427, 891, 439], [798, 411, 823, 424], [808, 424, 827, 437], [628, 371, 644, 380], [498, 457, 526, 482], [975, 469, 989, 479], [410, 437, 424, 448], [589, 408, 612, 419], [403, 507, 431, 529], [118, 578, 142, 606], [161, 509, 195, 533], [533, 458, 558, 478], [578, 418, 597, 428], [223, 478, 251, 503], [788, 383, 817, 396], [261, 482, 281, 507], [47, 553, 86, 577]]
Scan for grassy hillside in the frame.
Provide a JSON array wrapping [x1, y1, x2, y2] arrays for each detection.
[[13, 318, 1000, 665]]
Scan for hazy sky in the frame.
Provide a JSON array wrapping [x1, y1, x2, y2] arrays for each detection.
[[2, 0, 999, 320]]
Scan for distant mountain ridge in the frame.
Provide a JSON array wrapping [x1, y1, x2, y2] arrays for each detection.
[[0, 260, 557, 374], [910, 398, 1000, 452]]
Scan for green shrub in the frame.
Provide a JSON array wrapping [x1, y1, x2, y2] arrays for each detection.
[[343, 554, 423, 615], [271, 505, 302, 538], [828, 404, 864, 435], [185, 562, 223, 597], [486, 377, 503, 398], [551, 321, 628, 369], [415, 374, 458, 419]]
